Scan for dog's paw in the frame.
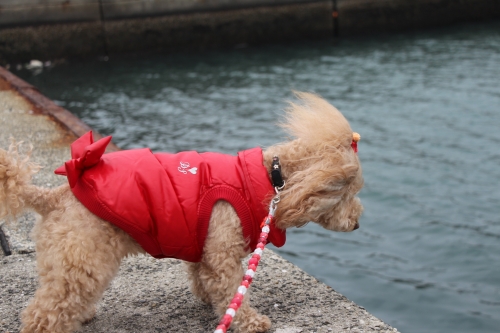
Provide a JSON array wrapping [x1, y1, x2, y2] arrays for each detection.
[[82, 305, 97, 324], [236, 314, 271, 333], [196, 292, 212, 304], [189, 284, 211, 304]]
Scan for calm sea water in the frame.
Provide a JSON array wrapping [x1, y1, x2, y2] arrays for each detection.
[[19, 20, 500, 333]]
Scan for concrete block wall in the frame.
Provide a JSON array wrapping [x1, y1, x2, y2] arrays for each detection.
[[100, 0, 318, 20], [0, 0, 320, 26], [0, 1, 332, 64], [338, 0, 500, 35], [0, 0, 499, 64], [0, 0, 101, 27]]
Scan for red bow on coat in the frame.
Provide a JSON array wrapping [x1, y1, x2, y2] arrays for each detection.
[[54, 131, 112, 188]]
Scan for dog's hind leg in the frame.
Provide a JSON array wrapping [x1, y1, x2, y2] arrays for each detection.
[[20, 195, 142, 333], [185, 262, 212, 304], [199, 201, 271, 333]]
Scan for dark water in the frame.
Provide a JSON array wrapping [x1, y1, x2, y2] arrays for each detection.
[[18, 20, 500, 333]]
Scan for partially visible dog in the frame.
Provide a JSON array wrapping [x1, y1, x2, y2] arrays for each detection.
[[0, 92, 363, 333]]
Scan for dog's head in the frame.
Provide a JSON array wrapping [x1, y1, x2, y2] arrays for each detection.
[[265, 92, 363, 232]]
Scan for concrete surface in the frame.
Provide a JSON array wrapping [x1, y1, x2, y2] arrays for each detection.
[[0, 68, 398, 332]]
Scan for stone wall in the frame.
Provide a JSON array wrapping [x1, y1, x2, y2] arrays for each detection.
[[338, 0, 500, 35], [1, 0, 499, 64], [0, 0, 323, 27], [0, 1, 332, 64]]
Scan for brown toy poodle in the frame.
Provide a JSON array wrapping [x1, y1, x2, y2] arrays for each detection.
[[0, 92, 363, 333]]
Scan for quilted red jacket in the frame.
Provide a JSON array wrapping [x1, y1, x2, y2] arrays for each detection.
[[55, 131, 286, 262]]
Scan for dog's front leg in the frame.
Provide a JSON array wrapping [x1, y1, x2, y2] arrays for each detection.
[[198, 201, 271, 333], [197, 253, 272, 333], [185, 262, 212, 304]]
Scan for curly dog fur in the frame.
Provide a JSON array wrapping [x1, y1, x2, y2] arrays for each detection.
[[0, 92, 363, 333]]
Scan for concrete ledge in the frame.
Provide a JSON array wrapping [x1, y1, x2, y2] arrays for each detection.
[[1, 252, 397, 333], [0, 67, 119, 152]]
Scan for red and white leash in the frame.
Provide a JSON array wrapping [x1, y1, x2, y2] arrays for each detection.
[[213, 188, 282, 333]]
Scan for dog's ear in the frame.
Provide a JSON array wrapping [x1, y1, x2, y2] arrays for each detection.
[[337, 163, 361, 185], [275, 160, 361, 229], [309, 162, 361, 197]]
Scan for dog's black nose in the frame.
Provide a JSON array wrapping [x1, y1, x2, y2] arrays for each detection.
[[353, 223, 359, 230]]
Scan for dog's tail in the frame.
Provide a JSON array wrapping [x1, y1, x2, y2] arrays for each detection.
[[0, 141, 51, 220]]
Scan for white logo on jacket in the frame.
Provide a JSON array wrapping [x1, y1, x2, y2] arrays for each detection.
[[178, 162, 197, 175]]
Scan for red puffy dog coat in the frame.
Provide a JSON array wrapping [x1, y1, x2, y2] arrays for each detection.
[[55, 132, 286, 262]]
